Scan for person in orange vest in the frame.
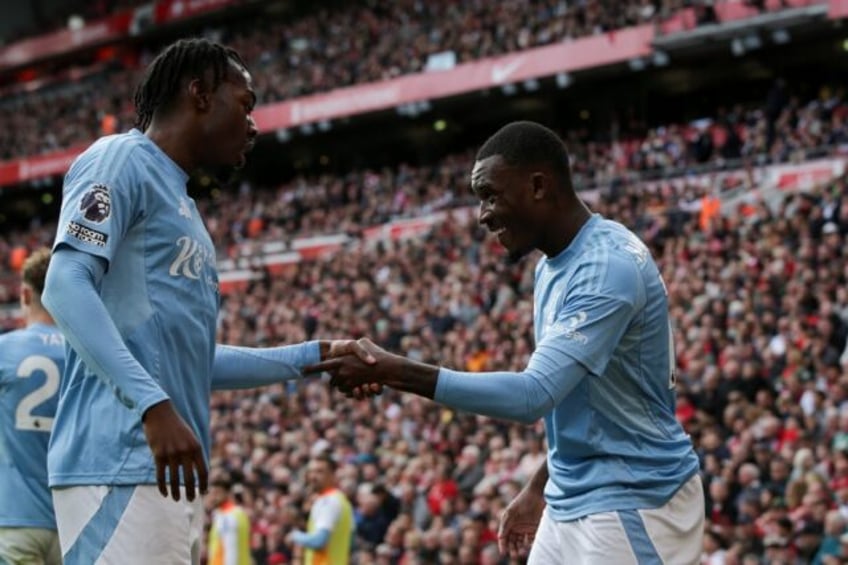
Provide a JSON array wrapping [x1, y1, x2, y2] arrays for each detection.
[[208, 474, 252, 565], [699, 191, 722, 232], [288, 454, 354, 565]]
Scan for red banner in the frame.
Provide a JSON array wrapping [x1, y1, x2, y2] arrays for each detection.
[[770, 158, 845, 190], [254, 24, 655, 131], [0, 25, 654, 188], [0, 13, 132, 71], [0, 0, 242, 72], [830, 0, 848, 18], [0, 147, 84, 187]]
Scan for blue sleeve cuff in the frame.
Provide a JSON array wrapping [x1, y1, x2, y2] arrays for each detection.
[[211, 340, 321, 390], [292, 528, 330, 549]]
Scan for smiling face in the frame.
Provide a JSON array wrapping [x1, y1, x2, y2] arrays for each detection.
[[197, 59, 257, 169], [472, 155, 543, 262]]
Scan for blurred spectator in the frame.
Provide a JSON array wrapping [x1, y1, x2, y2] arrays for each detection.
[[207, 474, 252, 565]]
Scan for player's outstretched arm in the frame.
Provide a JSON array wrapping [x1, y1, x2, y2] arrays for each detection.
[[210, 340, 377, 391], [304, 338, 591, 424]]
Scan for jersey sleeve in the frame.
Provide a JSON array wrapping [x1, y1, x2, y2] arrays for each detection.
[[311, 494, 343, 532], [53, 145, 140, 266], [540, 251, 645, 377]]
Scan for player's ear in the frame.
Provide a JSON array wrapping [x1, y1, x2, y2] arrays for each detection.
[[20, 284, 32, 308], [530, 171, 547, 201], [187, 78, 211, 113]]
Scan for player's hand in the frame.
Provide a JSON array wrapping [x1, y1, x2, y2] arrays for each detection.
[[142, 400, 208, 502], [325, 339, 377, 365], [310, 338, 385, 397], [498, 486, 545, 558]]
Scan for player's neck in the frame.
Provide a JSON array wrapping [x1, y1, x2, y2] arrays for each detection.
[[26, 308, 55, 327], [145, 123, 198, 175], [540, 202, 592, 258]]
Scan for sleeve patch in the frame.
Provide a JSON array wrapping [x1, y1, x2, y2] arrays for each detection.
[[79, 184, 112, 223]]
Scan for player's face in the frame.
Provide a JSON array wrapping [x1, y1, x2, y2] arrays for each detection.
[[306, 460, 333, 492], [209, 485, 228, 507], [472, 155, 538, 262], [203, 61, 257, 169]]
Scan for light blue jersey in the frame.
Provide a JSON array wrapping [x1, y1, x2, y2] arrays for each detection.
[[49, 129, 219, 487], [533, 215, 698, 520], [0, 323, 65, 529], [435, 214, 698, 520]]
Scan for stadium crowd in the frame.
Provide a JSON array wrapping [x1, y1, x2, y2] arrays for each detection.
[[0, 0, 808, 161], [1, 136, 847, 564], [197, 161, 848, 564], [0, 2, 845, 560], [4, 78, 845, 308]]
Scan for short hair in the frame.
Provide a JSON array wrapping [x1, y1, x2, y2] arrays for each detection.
[[311, 453, 338, 472], [476, 121, 572, 187], [134, 38, 246, 131], [21, 247, 51, 295]]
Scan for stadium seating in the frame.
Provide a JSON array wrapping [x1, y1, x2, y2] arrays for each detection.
[[1, 1, 846, 563]]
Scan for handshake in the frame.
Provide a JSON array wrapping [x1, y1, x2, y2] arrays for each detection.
[[308, 338, 397, 398]]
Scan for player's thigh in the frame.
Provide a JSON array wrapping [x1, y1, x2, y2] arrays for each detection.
[[0, 527, 60, 565], [528, 475, 704, 565], [528, 509, 639, 565], [531, 510, 666, 564], [53, 485, 203, 565], [638, 474, 704, 565]]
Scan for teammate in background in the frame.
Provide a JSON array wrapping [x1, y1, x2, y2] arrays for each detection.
[[208, 475, 251, 565], [41, 38, 374, 564], [0, 248, 63, 565], [288, 455, 354, 565], [307, 121, 705, 564]]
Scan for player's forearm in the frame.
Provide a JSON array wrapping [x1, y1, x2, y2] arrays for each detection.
[[42, 248, 168, 416], [211, 342, 320, 390], [375, 354, 440, 398], [434, 368, 544, 424], [526, 459, 549, 495], [433, 342, 589, 424]]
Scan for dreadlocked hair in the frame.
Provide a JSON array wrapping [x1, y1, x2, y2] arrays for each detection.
[[134, 38, 246, 131]]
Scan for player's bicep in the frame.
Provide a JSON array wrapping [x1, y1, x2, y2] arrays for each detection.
[[54, 168, 137, 266]]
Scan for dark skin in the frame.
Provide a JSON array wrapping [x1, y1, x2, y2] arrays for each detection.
[[304, 154, 591, 396], [146, 59, 258, 174], [304, 154, 591, 556], [140, 60, 378, 502]]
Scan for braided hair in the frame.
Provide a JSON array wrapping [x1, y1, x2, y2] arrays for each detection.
[[134, 38, 246, 131]]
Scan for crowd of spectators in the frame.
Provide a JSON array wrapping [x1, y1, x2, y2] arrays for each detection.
[[0, 3, 845, 560], [202, 166, 848, 565], [0, 0, 809, 161], [7, 78, 844, 303], [2, 132, 848, 563]]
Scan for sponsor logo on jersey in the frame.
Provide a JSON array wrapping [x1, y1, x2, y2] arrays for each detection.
[[67, 221, 108, 247]]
